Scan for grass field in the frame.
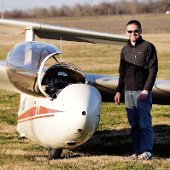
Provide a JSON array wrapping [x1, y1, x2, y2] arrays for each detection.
[[0, 14, 170, 169]]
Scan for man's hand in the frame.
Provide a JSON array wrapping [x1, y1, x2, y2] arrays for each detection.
[[114, 92, 121, 105], [139, 90, 148, 100]]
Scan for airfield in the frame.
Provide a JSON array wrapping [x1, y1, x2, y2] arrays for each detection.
[[0, 14, 170, 169]]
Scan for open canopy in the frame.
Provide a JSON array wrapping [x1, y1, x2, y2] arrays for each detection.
[[7, 41, 61, 70]]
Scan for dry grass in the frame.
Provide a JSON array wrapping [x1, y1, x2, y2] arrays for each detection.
[[0, 14, 170, 169]]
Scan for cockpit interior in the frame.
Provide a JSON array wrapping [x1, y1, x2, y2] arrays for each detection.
[[6, 41, 86, 99]]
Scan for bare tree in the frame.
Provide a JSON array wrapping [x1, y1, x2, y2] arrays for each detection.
[[3, 0, 168, 19]]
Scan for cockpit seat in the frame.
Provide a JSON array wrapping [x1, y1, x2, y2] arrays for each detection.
[[45, 75, 69, 98]]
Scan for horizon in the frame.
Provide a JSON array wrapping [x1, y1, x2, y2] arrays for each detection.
[[1, 0, 158, 11], [1, 0, 116, 11]]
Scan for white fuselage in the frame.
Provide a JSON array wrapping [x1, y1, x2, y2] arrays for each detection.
[[17, 84, 101, 148]]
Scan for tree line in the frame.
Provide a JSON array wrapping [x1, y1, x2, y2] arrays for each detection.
[[2, 0, 170, 19]]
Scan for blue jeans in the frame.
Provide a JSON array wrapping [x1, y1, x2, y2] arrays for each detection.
[[125, 91, 153, 154]]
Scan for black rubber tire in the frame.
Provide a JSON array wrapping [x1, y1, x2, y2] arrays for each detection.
[[48, 148, 63, 160]]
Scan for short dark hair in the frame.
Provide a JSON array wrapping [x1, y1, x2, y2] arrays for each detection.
[[126, 20, 142, 29]]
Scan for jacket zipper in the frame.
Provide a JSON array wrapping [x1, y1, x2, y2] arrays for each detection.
[[133, 47, 136, 64], [132, 47, 136, 90]]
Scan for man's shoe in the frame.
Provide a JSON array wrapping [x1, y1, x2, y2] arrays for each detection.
[[137, 152, 152, 160], [130, 153, 138, 159]]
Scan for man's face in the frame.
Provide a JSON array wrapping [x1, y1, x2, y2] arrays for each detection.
[[126, 24, 142, 43]]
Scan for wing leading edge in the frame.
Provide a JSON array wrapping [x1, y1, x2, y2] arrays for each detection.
[[0, 19, 128, 44]]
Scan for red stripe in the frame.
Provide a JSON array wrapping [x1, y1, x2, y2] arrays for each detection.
[[18, 114, 54, 123], [39, 106, 61, 114], [18, 106, 63, 122], [18, 107, 36, 120]]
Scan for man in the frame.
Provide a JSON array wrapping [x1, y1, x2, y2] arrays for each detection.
[[114, 20, 158, 160]]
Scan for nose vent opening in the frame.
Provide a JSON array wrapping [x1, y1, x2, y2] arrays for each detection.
[[66, 141, 76, 146], [82, 111, 86, 116]]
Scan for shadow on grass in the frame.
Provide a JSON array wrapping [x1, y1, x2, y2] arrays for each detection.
[[72, 124, 170, 158], [3, 125, 169, 160]]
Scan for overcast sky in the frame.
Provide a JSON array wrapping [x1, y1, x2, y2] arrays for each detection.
[[1, 0, 118, 11]]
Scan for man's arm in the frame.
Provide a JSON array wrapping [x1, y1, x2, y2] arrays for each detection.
[[114, 51, 125, 104], [140, 43, 158, 100], [144, 43, 158, 91]]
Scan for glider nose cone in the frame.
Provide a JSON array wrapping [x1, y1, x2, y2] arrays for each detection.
[[36, 84, 102, 148], [57, 84, 102, 114]]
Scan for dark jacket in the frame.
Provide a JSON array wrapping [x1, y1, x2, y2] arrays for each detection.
[[116, 36, 158, 93]]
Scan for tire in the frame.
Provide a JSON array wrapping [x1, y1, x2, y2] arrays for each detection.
[[48, 148, 63, 160]]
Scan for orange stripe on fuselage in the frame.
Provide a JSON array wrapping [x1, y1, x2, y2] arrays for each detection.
[[18, 107, 37, 120], [39, 106, 60, 114], [18, 106, 63, 122], [18, 114, 54, 123]]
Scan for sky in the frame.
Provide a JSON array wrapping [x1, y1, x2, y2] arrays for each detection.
[[1, 0, 117, 11]]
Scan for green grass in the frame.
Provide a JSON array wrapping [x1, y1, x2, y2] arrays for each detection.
[[0, 14, 170, 169], [0, 94, 170, 169], [0, 91, 19, 125]]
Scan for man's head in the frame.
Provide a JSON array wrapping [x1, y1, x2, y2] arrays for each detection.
[[126, 20, 142, 44]]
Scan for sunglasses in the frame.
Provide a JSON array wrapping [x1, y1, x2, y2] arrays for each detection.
[[127, 29, 140, 33]]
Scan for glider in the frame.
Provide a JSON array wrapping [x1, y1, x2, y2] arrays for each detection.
[[0, 19, 169, 159]]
